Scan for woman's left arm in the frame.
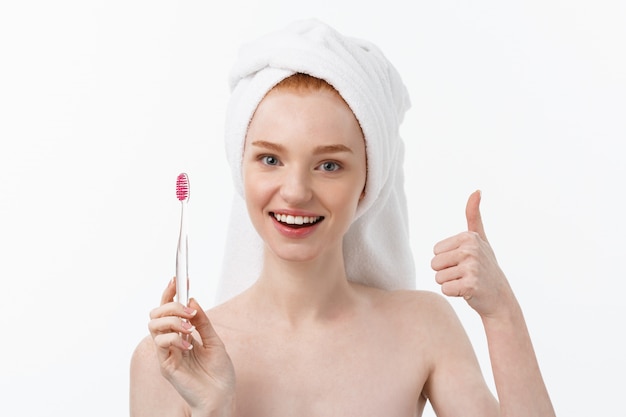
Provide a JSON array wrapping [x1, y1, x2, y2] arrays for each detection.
[[431, 190, 556, 417]]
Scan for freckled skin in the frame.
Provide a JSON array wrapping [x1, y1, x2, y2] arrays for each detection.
[[242, 88, 367, 265]]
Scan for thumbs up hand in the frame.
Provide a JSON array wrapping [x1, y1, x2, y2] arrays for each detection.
[[431, 191, 515, 318]]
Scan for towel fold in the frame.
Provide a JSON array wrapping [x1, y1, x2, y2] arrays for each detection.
[[217, 19, 415, 302]]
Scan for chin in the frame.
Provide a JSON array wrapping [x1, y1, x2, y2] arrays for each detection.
[[268, 245, 321, 263]]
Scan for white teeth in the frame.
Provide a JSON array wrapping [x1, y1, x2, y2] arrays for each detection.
[[273, 213, 321, 225]]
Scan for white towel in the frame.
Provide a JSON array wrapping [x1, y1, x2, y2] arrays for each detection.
[[217, 19, 415, 302]]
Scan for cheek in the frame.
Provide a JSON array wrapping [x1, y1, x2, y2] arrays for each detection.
[[335, 179, 366, 213], [243, 171, 260, 204], [242, 177, 266, 231], [243, 170, 273, 211], [241, 157, 259, 196], [242, 163, 257, 199]]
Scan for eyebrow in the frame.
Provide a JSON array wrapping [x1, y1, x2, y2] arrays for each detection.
[[251, 140, 284, 152], [251, 140, 353, 155], [313, 144, 353, 155]]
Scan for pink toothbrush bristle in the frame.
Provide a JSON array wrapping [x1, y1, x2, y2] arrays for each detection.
[[176, 173, 189, 201]]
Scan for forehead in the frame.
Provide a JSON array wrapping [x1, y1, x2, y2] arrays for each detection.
[[246, 87, 364, 146]]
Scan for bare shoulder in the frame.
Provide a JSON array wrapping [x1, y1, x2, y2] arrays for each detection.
[[379, 287, 451, 307], [132, 334, 155, 359], [204, 290, 257, 333], [130, 336, 188, 416], [130, 335, 158, 381], [361, 287, 472, 357], [364, 287, 459, 325]]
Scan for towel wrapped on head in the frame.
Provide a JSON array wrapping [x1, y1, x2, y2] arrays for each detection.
[[217, 19, 415, 302]]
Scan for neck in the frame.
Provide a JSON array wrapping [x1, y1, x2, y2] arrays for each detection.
[[248, 247, 356, 327]]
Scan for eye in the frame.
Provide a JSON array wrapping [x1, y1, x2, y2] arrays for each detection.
[[318, 161, 341, 172], [260, 155, 280, 166]]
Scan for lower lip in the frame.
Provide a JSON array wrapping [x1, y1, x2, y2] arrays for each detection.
[[271, 216, 322, 239]]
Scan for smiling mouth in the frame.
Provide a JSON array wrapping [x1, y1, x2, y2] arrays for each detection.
[[271, 212, 324, 228]]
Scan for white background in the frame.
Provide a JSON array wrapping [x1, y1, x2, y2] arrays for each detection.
[[1, 1, 624, 416]]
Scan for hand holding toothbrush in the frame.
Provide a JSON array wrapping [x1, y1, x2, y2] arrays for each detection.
[[147, 280, 236, 416], [141, 174, 236, 415]]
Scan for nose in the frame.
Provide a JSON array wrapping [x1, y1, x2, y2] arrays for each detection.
[[280, 165, 313, 205]]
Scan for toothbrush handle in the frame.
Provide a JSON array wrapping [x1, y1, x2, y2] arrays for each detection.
[[175, 202, 189, 307]]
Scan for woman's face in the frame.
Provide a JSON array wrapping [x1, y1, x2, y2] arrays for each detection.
[[242, 87, 367, 263]]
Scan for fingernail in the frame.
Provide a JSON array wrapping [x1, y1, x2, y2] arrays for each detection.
[[181, 320, 195, 332], [182, 339, 193, 350], [183, 307, 197, 316]]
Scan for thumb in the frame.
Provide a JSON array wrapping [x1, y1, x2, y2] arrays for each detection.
[[188, 298, 224, 348], [466, 190, 487, 241]]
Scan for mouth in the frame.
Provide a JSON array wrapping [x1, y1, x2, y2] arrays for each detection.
[[270, 212, 324, 229]]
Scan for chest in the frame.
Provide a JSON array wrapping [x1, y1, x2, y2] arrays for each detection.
[[221, 323, 428, 417]]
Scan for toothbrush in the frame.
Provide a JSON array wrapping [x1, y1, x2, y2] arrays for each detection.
[[175, 173, 190, 309]]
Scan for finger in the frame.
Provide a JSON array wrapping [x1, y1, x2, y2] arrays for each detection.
[[188, 298, 224, 349], [160, 277, 177, 305], [433, 233, 464, 255], [434, 266, 463, 285], [431, 250, 462, 272], [153, 332, 193, 362], [149, 299, 199, 324], [465, 190, 487, 241], [440, 279, 472, 300], [440, 279, 462, 298], [148, 316, 196, 338]]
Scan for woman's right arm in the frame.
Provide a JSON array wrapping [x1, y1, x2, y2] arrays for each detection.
[[130, 279, 236, 417]]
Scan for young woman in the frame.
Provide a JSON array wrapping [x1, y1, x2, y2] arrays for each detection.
[[130, 20, 555, 417]]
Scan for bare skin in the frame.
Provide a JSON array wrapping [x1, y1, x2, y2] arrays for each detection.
[[133, 281, 497, 417], [130, 87, 555, 417]]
